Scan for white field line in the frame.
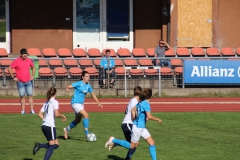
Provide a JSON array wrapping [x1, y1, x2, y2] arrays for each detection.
[[0, 102, 240, 106]]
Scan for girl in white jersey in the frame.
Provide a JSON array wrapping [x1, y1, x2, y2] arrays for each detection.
[[105, 88, 162, 160], [109, 86, 142, 160], [32, 87, 66, 160]]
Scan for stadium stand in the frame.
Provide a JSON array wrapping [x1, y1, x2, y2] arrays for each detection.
[[102, 49, 117, 57], [236, 47, 240, 56], [49, 58, 63, 68], [39, 59, 49, 68], [221, 47, 235, 57], [165, 48, 175, 57], [176, 47, 190, 57], [39, 68, 53, 77], [146, 48, 155, 57], [78, 59, 94, 68], [69, 67, 82, 78], [123, 57, 139, 67], [115, 67, 129, 76], [85, 67, 99, 78], [206, 47, 220, 57], [88, 48, 102, 57], [4, 68, 15, 77], [138, 58, 154, 66], [114, 58, 124, 67], [54, 67, 69, 78], [130, 69, 144, 77], [63, 58, 79, 68], [191, 47, 205, 57]]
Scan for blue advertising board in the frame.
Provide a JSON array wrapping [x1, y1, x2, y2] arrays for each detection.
[[184, 60, 240, 84]]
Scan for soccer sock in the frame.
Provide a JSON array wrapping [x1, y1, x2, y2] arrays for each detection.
[[40, 143, 49, 149], [149, 145, 157, 160], [44, 145, 55, 160], [54, 144, 59, 149], [112, 139, 130, 149], [66, 120, 77, 132], [125, 147, 136, 159], [83, 118, 89, 135]]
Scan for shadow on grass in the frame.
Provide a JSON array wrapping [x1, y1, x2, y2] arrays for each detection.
[[107, 155, 125, 160], [57, 135, 85, 141], [22, 158, 33, 160]]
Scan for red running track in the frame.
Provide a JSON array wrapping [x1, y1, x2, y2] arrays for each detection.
[[0, 98, 240, 114]]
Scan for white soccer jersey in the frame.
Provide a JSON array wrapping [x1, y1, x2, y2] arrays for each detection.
[[122, 98, 138, 124], [41, 97, 59, 127]]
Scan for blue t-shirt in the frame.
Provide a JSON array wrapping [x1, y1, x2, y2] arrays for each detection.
[[100, 56, 115, 69], [71, 80, 93, 104], [133, 100, 151, 128]]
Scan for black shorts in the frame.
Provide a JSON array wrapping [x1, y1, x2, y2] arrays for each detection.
[[41, 125, 57, 141], [121, 123, 133, 142]]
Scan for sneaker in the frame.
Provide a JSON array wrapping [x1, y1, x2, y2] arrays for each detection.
[[105, 136, 114, 148], [30, 110, 35, 114], [33, 142, 40, 155], [21, 111, 25, 114], [63, 128, 68, 140], [108, 142, 115, 152]]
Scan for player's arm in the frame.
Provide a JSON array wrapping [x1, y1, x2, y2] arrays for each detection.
[[54, 109, 66, 122], [91, 92, 103, 108], [131, 106, 137, 120], [38, 111, 44, 120], [146, 112, 162, 124], [66, 85, 73, 92]]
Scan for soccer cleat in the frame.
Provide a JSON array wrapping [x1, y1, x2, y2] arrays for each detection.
[[30, 110, 35, 114], [105, 136, 114, 148], [33, 142, 40, 155], [108, 142, 115, 152], [21, 111, 25, 114], [63, 128, 68, 140]]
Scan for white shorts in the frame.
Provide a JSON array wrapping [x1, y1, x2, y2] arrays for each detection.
[[131, 124, 151, 143], [71, 103, 84, 115]]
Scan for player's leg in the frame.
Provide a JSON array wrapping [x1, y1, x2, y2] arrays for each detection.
[[63, 103, 83, 139], [78, 109, 89, 136], [142, 129, 157, 160], [25, 81, 35, 114], [17, 81, 26, 114], [43, 127, 58, 160], [123, 124, 137, 160]]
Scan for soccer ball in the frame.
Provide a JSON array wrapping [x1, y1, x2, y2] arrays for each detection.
[[87, 133, 97, 142]]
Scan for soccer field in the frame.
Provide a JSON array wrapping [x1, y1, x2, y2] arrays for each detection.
[[0, 112, 240, 160]]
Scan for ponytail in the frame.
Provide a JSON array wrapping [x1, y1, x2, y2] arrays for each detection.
[[47, 87, 57, 101], [139, 88, 152, 101]]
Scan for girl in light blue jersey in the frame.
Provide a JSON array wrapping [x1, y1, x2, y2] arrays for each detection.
[[64, 71, 103, 140], [105, 88, 162, 160]]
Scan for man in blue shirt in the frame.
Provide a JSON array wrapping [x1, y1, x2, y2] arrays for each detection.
[[100, 49, 116, 88]]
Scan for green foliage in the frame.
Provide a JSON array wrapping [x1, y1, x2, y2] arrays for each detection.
[[0, 112, 240, 160]]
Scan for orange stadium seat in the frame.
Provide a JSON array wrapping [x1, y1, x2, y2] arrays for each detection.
[[174, 67, 183, 75], [171, 59, 183, 67], [0, 48, 8, 57], [88, 48, 101, 57], [130, 69, 144, 77], [221, 47, 235, 57], [4, 68, 15, 77], [115, 58, 124, 67], [69, 68, 82, 78], [132, 48, 146, 57], [117, 48, 131, 57], [138, 58, 154, 66], [78, 59, 93, 68], [115, 67, 129, 76], [54, 67, 69, 78], [39, 68, 53, 77], [72, 48, 87, 57], [63, 58, 78, 68], [49, 58, 63, 68], [85, 67, 99, 77], [160, 67, 173, 76], [124, 58, 138, 66], [0, 59, 13, 67], [176, 48, 190, 57], [58, 48, 72, 57], [39, 59, 49, 68], [27, 48, 42, 57], [102, 49, 117, 57], [146, 48, 155, 57], [236, 47, 240, 56], [165, 49, 175, 57], [93, 59, 101, 68], [206, 47, 220, 57], [191, 47, 205, 57], [42, 48, 57, 57], [145, 69, 159, 77]]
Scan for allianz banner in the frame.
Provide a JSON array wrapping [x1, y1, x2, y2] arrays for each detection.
[[184, 60, 240, 84]]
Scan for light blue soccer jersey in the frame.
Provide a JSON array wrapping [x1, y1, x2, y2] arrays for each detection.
[[133, 100, 151, 128], [100, 56, 115, 69], [71, 81, 93, 104]]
